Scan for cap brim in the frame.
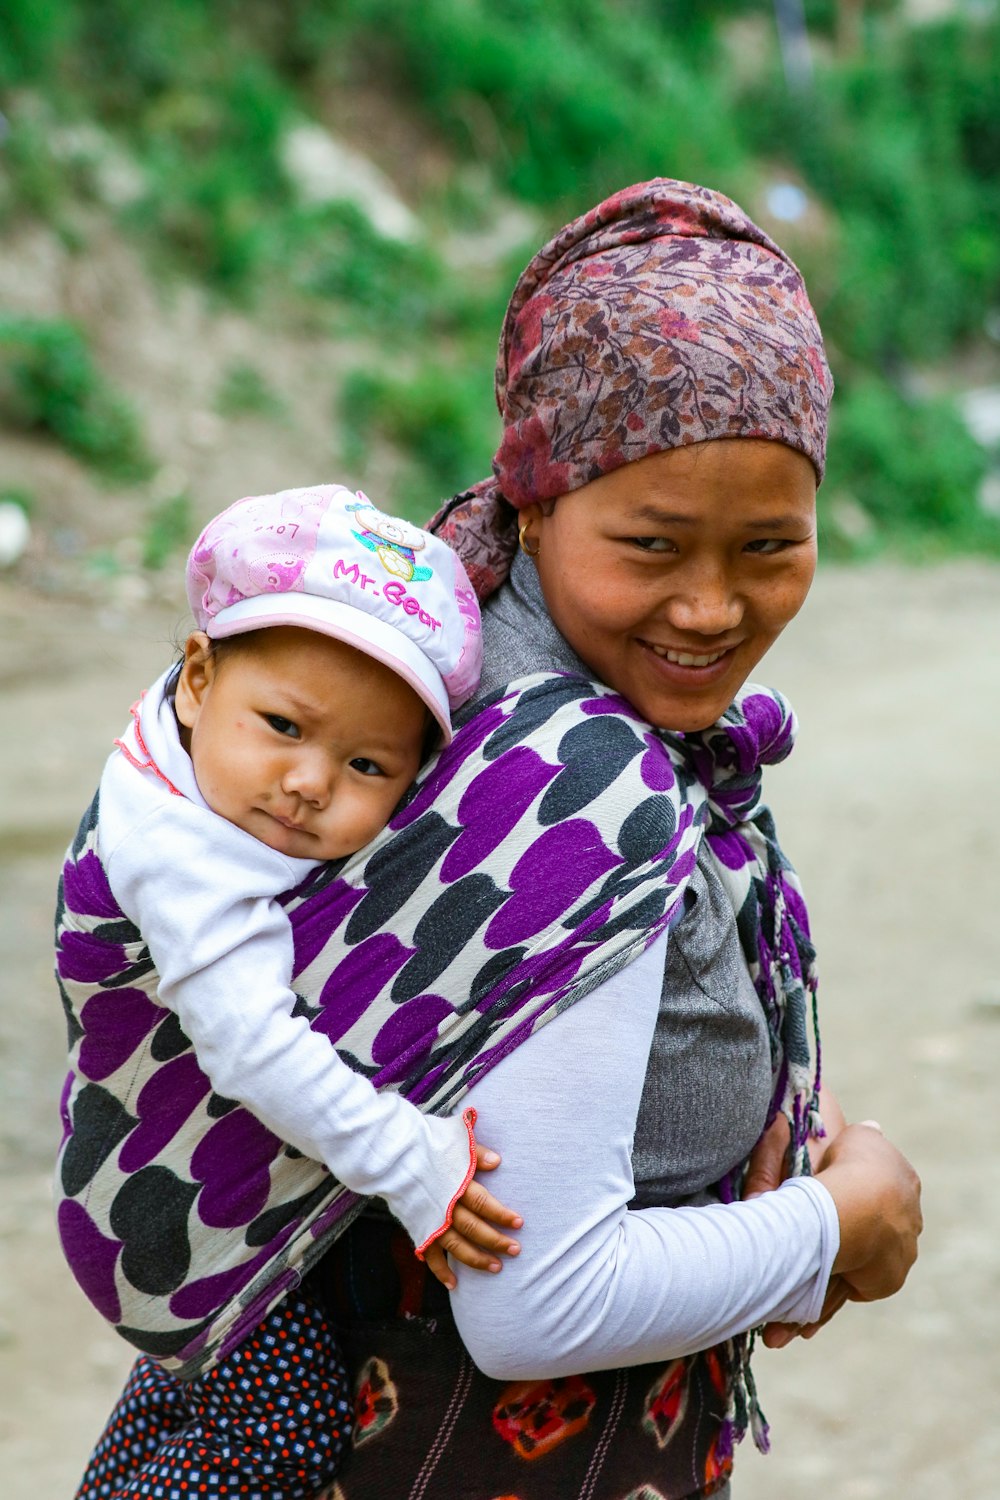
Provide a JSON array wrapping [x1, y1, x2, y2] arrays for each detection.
[[209, 593, 453, 744]]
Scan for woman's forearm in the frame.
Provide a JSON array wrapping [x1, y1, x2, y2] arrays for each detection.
[[451, 934, 839, 1380]]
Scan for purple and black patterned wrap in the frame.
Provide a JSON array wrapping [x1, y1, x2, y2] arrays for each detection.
[[54, 670, 819, 1451]]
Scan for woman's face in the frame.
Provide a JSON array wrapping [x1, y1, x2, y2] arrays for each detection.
[[521, 438, 817, 732]]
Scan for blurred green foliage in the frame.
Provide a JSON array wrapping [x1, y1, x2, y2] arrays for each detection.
[[214, 360, 287, 420], [278, 203, 454, 335], [0, 0, 998, 554], [0, 316, 152, 479], [324, 0, 746, 205], [142, 490, 193, 570], [824, 380, 995, 556], [737, 19, 1000, 365], [341, 361, 500, 519]]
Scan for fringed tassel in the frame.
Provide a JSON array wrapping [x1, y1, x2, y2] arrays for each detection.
[[722, 1332, 771, 1457], [807, 945, 824, 1146], [710, 788, 822, 1465], [715, 1416, 736, 1466], [807, 1093, 826, 1143], [743, 1339, 771, 1454]]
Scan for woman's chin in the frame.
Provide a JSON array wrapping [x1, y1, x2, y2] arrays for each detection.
[[623, 651, 746, 733]]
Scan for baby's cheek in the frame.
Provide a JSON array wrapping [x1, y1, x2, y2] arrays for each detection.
[[361, 791, 396, 844], [321, 798, 383, 861], [359, 785, 401, 845]]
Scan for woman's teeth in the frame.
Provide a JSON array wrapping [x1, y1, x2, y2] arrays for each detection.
[[649, 645, 728, 668]]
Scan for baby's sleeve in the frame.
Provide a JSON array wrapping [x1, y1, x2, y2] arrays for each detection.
[[100, 762, 479, 1252]]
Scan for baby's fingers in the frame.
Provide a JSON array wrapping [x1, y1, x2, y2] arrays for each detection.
[[460, 1178, 524, 1230], [451, 1201, 521, 1258], [423, 1242, 457, 1291], [436, 1226, 505, 1274], [423, 1234, 504, 1285]]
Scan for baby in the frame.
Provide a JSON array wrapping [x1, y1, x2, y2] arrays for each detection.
[[58, 484, 521, 1499]]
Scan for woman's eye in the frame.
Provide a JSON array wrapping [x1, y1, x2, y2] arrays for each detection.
[[744, 537, 789, 555], [265, 714, 300, 738], [631, 536, 675, 553], [350, 757, 385, 778]]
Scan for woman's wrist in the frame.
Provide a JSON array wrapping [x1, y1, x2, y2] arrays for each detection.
[[816, 1123, 922, 1290]]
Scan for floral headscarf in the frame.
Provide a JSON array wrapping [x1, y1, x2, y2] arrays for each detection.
[[432, 177, 833, 598]]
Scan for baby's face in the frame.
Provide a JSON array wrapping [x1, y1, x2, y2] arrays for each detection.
[[174, 626, 428, 861]]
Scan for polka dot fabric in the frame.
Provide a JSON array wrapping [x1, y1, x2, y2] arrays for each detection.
[[75, 1293, 352, 1498]]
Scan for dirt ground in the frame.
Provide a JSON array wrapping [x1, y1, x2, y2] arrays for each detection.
[[2, 557, 999, 1498]]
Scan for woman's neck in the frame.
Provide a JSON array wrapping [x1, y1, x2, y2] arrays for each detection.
[[458, 550, 591, 721]]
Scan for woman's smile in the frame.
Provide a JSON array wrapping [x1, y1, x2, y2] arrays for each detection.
[[638, 638, 739, 673], [638, 639, 740, 690], [647, 645, 729, 667]]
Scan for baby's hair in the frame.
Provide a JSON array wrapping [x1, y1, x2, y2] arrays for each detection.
[[204, 628, 269, 663]]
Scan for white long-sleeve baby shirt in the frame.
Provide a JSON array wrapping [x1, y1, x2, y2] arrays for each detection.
[[96, 668, 476, 1254]]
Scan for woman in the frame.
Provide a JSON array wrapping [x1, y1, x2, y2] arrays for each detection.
[[70, 179, 921, 1500], [296, 179, 920, 1498]]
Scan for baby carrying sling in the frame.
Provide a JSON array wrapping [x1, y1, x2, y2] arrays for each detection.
[[55, 672, 820, 1448]]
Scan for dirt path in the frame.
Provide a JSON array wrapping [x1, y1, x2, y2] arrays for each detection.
[[2, 560, 998, 1497]]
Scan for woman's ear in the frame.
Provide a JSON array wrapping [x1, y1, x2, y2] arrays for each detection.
[[174, 632, 215, 730], [519, 502, 543, 525], [517, 502, 545, 558]]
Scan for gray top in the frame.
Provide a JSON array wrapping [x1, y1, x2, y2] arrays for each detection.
[[460, 549, 773, 1203]]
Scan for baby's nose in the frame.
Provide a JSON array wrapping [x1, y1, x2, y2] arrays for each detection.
[[283, 753, 335, 805]]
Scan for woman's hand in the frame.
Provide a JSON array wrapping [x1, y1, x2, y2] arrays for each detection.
[[743, 1089, 908, 1350], [742, 1084, 847, 1202], [764, 1121, 923, 1347], [422, 1144, 524, 1291], [817, 1121, 923, 1300], [740, 1111, 793, 1201]]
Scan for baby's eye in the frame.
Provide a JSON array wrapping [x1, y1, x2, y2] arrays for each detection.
[[265, 714, 300, 738], [350, 757, 385, 777], [631, 536, 676, 553]]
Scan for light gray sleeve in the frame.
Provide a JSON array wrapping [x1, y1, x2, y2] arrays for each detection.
[[450, 932, 839, 1381]]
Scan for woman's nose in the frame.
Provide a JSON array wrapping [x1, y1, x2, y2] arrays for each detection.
[[282, 754, 335, 806], [663, 564, 743, 635]]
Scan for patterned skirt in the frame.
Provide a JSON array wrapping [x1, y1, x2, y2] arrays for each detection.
[[308, 1214, 735, 1500]]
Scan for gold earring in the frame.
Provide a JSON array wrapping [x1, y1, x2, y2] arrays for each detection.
[[518, 520, 540, 558]]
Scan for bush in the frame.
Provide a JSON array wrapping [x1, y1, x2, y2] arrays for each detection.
[[126, 62, 294, 291], [340, 359, 499, 518], [0, 0, 75, 88], [0, 316, 152, 478], [280, 202, 448, 334], [822, 378, 996, 554], [0, 105, 67, 220], [214, 360, 287, 419], [142, 490, 192, 570], [328, 0, 746, 209], [735, 16, 1000, 364]]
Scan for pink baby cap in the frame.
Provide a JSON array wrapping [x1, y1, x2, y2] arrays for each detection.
[[186, 484, 483, 743]]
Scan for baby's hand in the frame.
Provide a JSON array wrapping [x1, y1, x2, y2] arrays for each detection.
[[422, 1144, 523, 1292]]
